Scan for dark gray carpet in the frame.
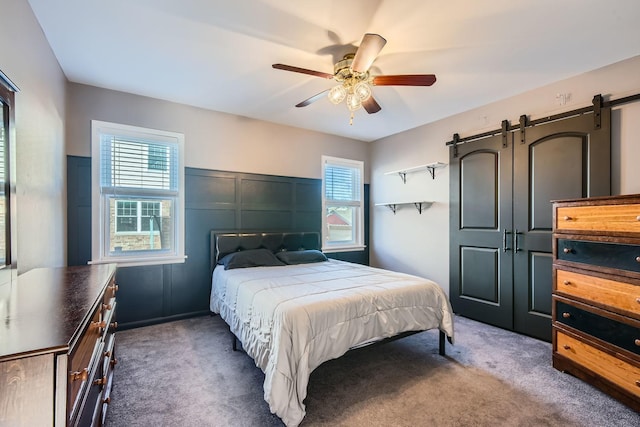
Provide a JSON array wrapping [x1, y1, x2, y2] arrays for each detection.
[[105, 315, 639, 426]]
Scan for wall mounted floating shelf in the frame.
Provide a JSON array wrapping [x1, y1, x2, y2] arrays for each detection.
[[384, 162, 447, 183], [375, 201, 433, 214]]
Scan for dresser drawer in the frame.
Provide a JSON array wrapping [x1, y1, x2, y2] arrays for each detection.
[[100, 333, 117, 426], [555, 331, 640, 398], [555, 268, 640, 318], [68, 304, 103, 418], [556, 238, 640, 276], [557, 204, 640, 234], [555, 299, 640, 356], [73, 340, 105, 427]]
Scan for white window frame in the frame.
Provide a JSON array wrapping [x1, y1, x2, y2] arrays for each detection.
[[90, 120, 185, 267], [321, 155, 365, 253], [114, 200, 162, 234]]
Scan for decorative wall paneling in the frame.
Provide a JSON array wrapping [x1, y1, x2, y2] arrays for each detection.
[[67, 158, 369, 329], [449, 98, 612, 341]]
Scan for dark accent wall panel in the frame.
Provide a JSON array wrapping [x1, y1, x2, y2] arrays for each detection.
[[67, 159, 369, 329], [67, 156, 92, 267]]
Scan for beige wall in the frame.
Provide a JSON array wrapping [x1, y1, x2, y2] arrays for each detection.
[[370, 55, 640, 294], [1, 0, 67, 273], [66, 83, 371, 182]]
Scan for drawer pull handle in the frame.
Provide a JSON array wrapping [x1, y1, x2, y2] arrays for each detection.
[[110, 321, 118, 330], [563, 248, 573, 254], [94, 376, 107, 386], [102, 303, 112, 311], [636, 256, 640, 263], [563, 216, 573, 221], [70, 368, 88, 382], [636, 380, 640, 388], [637, 216, 640, 221], [91, 320, 107, 331], [104, 350, 111, 358], [110, 358, 118, 367], [563, 345, 571, 350], [563, 280, 571, 286], [103, 397, 111, 405], [635, 339, 640, 347], [108, 284, 119, 293], [637, 298, 640, 304], [562, 312, 571, 318]]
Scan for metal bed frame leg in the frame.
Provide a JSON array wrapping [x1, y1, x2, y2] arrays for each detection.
[[231, 331, 238, 351], [439, 331, 446, 356]]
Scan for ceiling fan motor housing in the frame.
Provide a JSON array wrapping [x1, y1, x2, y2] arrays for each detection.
[[333, 54, 369, 83]]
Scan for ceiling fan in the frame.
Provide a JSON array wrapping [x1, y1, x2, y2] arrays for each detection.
[[272, 33, 436, 125]]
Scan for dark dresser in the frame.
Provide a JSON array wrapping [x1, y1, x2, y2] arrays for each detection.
[[552, 194, 640, 411], [0, 264, 118, 426]]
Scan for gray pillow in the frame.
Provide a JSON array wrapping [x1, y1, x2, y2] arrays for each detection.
[[218, 248, 285, 270], [276, 249, 328, 265]]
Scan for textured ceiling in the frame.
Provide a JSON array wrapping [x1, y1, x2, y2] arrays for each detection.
[[27, 0, 640, 142]]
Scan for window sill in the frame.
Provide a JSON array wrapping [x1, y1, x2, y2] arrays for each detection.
[[322, 245, 366, 254], [89, 255, 187, 268]]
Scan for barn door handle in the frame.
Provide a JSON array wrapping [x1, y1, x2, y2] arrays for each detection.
[[503, 229, 511, 252], [514, 230, 523, 253]]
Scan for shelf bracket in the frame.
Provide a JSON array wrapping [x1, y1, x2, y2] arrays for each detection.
[[425, 166, 437, 180], [397, 172, 407, 184], [386, 204, 397, 214], [414, 202, 424, 214]]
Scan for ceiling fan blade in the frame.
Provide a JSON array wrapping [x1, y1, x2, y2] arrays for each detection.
[[295, 89, 330, 107], [272, 64, 333, 79], [362, 96, 381, 114], [372, 74, 437, 86], [351, 33, 387, 73]]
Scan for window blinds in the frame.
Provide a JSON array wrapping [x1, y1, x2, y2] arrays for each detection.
[[100, 135, 178, 196], [324, 163, 361, 202]]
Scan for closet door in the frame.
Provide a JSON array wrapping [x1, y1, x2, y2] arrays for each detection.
[[450, 134, 513, 330], [512, 110, 611, 340]]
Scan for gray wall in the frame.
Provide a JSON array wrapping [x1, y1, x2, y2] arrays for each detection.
[[1, 0, 68, 273], [370, 55, 640, 295], [66, 83, 371, 182]]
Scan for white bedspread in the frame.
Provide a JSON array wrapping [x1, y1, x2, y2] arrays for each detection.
[[209, 259, 454, 427]]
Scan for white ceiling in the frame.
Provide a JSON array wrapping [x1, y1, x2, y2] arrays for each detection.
[[27, 0, 640, 142]]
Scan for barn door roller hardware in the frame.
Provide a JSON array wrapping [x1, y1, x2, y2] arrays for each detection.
[[446, 92, 640, 150]]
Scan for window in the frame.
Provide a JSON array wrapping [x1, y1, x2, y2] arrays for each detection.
[[0, 101, 7, 266], [91, 120, 185, 266], [321, 156, 365, 252], [0, 71, 17, 270], [115, 200, 162, 233]]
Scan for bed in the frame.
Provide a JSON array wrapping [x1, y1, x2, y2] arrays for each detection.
[[209, 231, 454, 427]]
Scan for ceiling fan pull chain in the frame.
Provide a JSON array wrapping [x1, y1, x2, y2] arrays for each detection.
[[349, 111, 354, 126]]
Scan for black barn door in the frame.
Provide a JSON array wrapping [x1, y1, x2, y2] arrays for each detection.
[[450, 134, 513, 330], [451, 110, 610, 341], [512, 111, 611, 340]]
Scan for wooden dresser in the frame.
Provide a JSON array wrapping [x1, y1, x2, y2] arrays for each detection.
[[0, 264, 118, 426], [552, 194, 640, 411]]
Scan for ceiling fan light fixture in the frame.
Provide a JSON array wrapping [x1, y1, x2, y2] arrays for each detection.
[[354, 81, 372, 101], [346, 93, 362, 111], [328, 84, 347, 104]]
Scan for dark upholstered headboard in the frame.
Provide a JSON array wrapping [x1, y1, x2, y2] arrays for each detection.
[[210, 231, 321, 271]]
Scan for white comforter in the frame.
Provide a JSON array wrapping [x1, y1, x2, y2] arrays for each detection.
[[209, 259, 454, 427]]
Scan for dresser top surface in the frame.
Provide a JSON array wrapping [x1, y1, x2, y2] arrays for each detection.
[[552, 193, 640, 205], [0, 264, 116, 361]]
